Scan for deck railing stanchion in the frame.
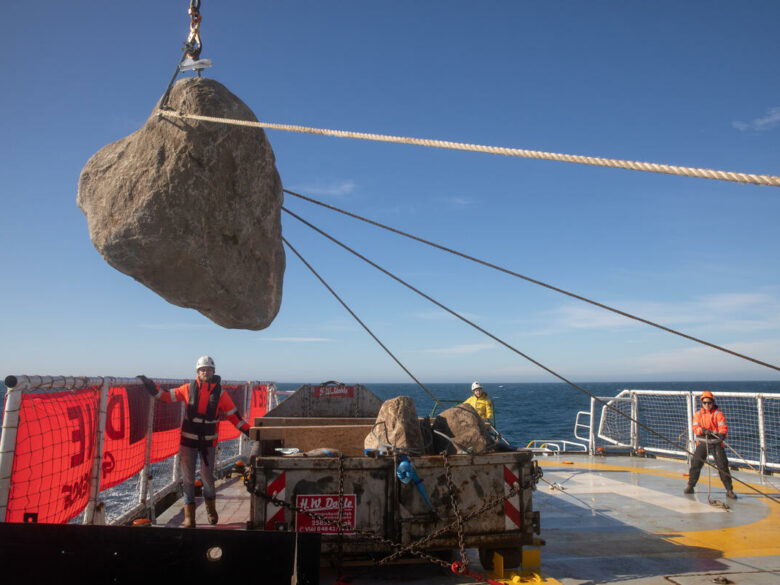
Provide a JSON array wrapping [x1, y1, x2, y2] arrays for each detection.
[[138, 383, 157, 521], [172, 402, 183, 490], [757, 395, 767, 475], [83, 377, 111, 525], [0, 376, 25, 523], [589, 397, 596, 455], [685, 392, 694, 467], [239, 382, 251, 457], [630, 392, 639, 452]]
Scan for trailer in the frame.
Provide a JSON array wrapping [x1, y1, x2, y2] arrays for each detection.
[[245, 383, 542, 568]]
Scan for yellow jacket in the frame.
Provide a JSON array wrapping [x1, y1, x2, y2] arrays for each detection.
[[464, 393, 494, 422]]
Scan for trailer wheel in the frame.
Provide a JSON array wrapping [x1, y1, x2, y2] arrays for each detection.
[[478, 547, 522, 569]]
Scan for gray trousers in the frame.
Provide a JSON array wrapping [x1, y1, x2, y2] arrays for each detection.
[[180, 444, 216, 504]]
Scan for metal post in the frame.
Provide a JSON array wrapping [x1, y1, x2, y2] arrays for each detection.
[[0, 376, 24, 522], [83, 378, 111, 525], [589, 397, 596, 455], [172, 403, 183, 488], [138, 385, 157, 521], [685, 392, 694, 465], [238, 382, 251, 457], [630, 392, 639, 452], [757, 396, 767, 475]]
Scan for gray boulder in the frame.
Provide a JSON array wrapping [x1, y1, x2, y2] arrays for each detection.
[[365, 396, 425, 453], [432, 403, 492, 454], [77, 77, 284, 330]]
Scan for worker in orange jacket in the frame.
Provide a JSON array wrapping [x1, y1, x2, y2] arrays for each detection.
[[143, 356, 250, 527], [684, 391, 736, 499]]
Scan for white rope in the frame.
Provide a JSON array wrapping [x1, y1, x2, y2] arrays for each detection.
[[156, 109, 780, 187]]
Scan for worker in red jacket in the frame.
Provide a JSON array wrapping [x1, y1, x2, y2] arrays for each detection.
[[144, 356, 250, 527], [684, 391, 736, 499]]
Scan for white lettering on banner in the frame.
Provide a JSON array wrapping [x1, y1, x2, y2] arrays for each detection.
[[295, 494, 357, 533], [313, 385, 355, 398]]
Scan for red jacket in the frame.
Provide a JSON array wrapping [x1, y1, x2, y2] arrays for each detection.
[[156, 376, 249, 447], [692, 406, 728, 443]]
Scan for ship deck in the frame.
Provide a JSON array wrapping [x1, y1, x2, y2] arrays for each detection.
[[157, 454, 780, 584]]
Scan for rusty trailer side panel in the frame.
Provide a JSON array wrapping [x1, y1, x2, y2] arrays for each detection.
[[250, 455, 396, 554], [248, 451, 539, 556]]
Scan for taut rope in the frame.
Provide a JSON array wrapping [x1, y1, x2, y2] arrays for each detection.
[[156, 109, 780, 187]]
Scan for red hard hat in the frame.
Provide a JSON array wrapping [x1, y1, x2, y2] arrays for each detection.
[[700, 391, 714, 401]]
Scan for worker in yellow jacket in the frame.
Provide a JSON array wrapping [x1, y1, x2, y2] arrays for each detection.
[[464, 381, 494, 424]]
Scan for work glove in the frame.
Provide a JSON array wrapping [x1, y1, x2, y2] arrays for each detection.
[[137, 375, 158, 397]]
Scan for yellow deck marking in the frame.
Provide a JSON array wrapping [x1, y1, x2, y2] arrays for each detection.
[[537, 459, 780, 558]]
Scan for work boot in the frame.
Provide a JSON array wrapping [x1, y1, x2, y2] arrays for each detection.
[[183, 503, 196, 528], [683, 485, 694, 494], [205, 498, 219, 525], [725, 490, 737, 500]]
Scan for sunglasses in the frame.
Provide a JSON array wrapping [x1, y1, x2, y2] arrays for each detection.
[[701, 400, 713, 404]]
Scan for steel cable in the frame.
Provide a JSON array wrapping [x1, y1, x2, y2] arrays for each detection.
[[284, 189, 780, 374], [282, 237, 443, 409], [283, 207, 780, 504]]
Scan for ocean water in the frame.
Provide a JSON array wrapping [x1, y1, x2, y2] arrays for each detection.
[[275, 380, 780, 447], [3, 379, 779, 444], [2, 378, 779, 522]]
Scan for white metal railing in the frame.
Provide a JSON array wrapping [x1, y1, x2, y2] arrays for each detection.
[[0, 375, 279, 525], [525, 439, 588, 454], [576, 390, 780, 474]]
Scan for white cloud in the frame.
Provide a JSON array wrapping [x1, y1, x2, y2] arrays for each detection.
[[290, 180, 356, 198], [732, 106, 780, 132], [436, 195, 472, 208], [423, 343, 496, 355], [632, 338, 780, 377], [544, 291, 780, 335]]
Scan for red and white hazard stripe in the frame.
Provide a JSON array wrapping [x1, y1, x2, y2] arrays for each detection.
[[265, 470, 286, 530], [504, 465, 522, 531]]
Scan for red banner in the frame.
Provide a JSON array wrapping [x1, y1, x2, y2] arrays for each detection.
[[247, 384, 268, 424], [216, 385, 243, 441], [150, 391, 183, 462], [5, 382, 270, 523], [217, 384, 267, 441], [7, 388, 100, 524], [99, 385, 151, 490]]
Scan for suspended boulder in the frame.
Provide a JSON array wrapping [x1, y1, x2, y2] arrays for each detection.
[[432, 403, 492, 454], [364, 396, 425, 454], [77, 77, 284, 330]]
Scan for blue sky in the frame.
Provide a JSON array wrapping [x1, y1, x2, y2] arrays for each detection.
[[2, 2, 779, 383]]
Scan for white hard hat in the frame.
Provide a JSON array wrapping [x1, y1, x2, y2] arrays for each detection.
[[471, 381, 482, 392], [196, 355, 215, 370]]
